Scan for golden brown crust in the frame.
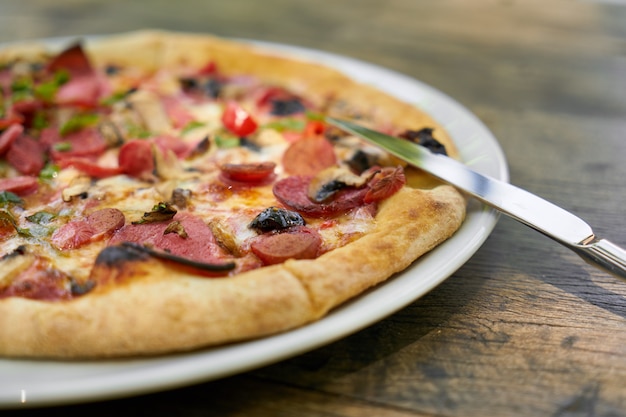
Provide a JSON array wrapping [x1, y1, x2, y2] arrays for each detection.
[[0, 261, 315, 357], [0, 31, 466, 358]]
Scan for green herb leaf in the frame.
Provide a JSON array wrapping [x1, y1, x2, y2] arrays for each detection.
[[60, 113, 100, 136], [53, 142, 72, 152], [264, 118, 306, 132], [39, 163, 60, 180], [181, 121, 205, 134], [126, 124, 152, 139], [26, 211, 56, 224], [215, 135, 240, 149], [100, 91, 128, 106], [33, 70, 69, 102], [305, 111, 325, 121], [32, 111, 49, 130], [0, 191, 23, 206]]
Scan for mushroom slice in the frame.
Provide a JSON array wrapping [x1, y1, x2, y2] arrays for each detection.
[[98, 119, 125, 147], [307, 165, 372, 203], [208, 219, 242, 257], [62, 176, 92, 202], [0, 247, 35, 288], [126, 89, 172, 134]]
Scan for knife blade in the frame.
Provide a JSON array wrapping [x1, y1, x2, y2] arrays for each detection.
[[326, 117, 626, 280]]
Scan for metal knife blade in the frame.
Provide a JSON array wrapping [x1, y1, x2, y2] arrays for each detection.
[[326, 117, 626, 280]]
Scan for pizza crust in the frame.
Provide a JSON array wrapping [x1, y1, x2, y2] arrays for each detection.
[[0, 31, 466, 358]]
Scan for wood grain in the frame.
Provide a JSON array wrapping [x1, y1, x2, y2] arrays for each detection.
[[1, 0, 626, 415]]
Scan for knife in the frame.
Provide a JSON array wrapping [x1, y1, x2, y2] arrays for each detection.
[[326, 117, 626, 280]]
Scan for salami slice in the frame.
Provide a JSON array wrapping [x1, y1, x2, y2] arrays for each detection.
[[273, 176, 368, 218], [0, 176, 38, 196], [108, 213, 229, 264], [251, 226, 322, 265], [0, 124, 23, 156], [5, 135, 45, 175]]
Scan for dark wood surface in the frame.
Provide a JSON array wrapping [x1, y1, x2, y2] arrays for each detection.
[[2, 0, 626, 415]]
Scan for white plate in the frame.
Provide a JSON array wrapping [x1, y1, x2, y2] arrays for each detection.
[[0, 38, 508, 408]]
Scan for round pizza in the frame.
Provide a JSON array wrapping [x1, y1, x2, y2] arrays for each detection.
[[0, 31, 465, 358]]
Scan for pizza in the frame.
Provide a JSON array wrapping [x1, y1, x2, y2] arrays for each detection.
[[0, 31, 465, 358]]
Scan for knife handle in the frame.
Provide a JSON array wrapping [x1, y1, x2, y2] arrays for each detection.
[[574, 239, 626, 281]]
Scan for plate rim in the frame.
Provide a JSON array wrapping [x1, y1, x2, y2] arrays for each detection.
[[0, 35, 507, 408]]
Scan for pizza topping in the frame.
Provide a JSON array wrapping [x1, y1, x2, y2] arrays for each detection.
[[110, 213, 231, 266], [221, 101, 258, 137], [282, 136, 337, 176], [5, 135, 45, 175], [219, 161, 276, 184], [0, 123, 23, 156], [345, 149, 379, 174], [119, 242, 235, 274], [47, 126, 108, 161], [94, 243, 150, 267], [163, 220, 188, 238], [273, 175, 368, 218], [179, 76, 223, 99], [46, 43, 104, 108], [0, 246, 33, 288], [0, 257, 74, 301], [248, 206, 305, 232], [398, 128, 447, 156], [307, 165, 372, 203], [250, 226, 322, 265], [61, 176, 91, 202], [170, 187, 192, 209], [118, 139, 154, 178], [133, 201, 177, 224], [46, 43, 93, 78], [0, 175, 39, 196], [58, 157, 123, 179], [51, 220, 96, 250], [363, 166, 406, 203], [125, 90, 172, 134], [86, 208, 125, 239]]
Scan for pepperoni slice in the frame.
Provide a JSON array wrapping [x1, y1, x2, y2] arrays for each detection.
[[0, 124, 24, 156], [51, 221, 96, 250], [219, 162, 276, 184], [273, 176, 367, 218], [251, 226, 322, 265], [0, 176, 38, 196], [48, 127, 108, 161], [86, 208, 125, 240], [58, 157, 123, 179], [5, 135, 45, 175], [118, 140, 154, 177], [282, 136, 336, 176]]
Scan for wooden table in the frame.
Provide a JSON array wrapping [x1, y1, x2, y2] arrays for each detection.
[[2, 0, 626, 415]]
